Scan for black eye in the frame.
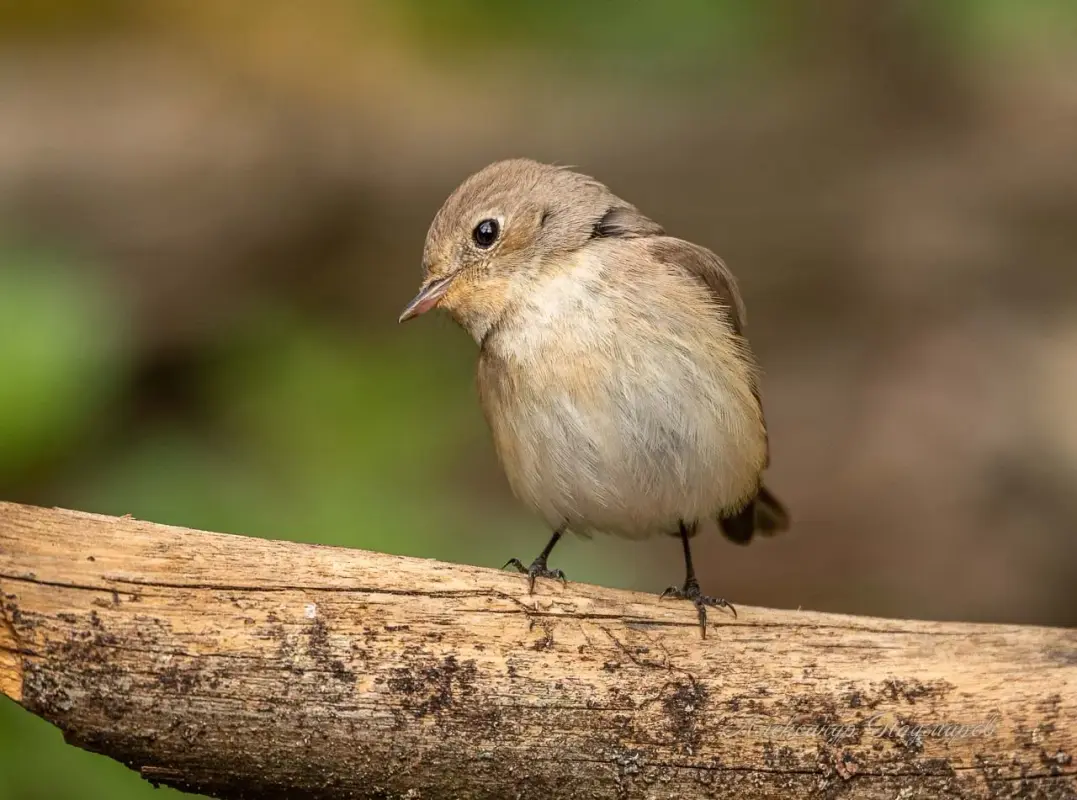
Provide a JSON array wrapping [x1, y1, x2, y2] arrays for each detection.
[[472, 218, 500, 248]]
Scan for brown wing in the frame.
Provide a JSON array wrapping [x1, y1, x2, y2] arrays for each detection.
[[587, 204, 746, 335], [585, 203, 769, 465], [645, 237, 748, 337], [590, 209, 786, 536], [644, 236, 769, 466]]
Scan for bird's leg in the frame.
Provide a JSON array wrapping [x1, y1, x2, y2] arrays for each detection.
[[660, 521, 737, 637], [503, 527, 568, 594]]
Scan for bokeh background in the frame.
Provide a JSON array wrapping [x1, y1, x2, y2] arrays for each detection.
[[2, 2, 1077, 797]]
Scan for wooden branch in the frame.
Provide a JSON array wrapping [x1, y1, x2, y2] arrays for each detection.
[[1, 502, 1074, 799]]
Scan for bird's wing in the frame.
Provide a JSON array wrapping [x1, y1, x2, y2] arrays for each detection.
[[642, 236, 768, 466], [585, 205, 768, 463], [644, 237, 748, 337], [588, 204, 747, 334]]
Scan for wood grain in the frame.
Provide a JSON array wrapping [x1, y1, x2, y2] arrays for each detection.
[[1, 501, 1074, 799]]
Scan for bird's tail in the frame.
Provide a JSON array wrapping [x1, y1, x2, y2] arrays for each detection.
[[754, 485, 790, 535], [718, 484, 790, 544]]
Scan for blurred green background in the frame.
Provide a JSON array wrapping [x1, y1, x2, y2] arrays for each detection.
[[2, 2, 1077, 797]]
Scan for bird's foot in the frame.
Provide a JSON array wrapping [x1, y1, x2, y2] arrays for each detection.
[[502, 556, 567, 595], [660, 578, 737, 637]]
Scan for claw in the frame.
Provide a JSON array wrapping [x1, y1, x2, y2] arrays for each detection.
[[501, 555, 568, 594], [660, 579, 737, 638]]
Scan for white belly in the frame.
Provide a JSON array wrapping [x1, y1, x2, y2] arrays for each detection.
[[493, 359, 764, 539], [481, 324, 764, 536]]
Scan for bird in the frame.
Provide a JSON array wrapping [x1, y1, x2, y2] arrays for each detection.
[[398, 158, 789, 637]]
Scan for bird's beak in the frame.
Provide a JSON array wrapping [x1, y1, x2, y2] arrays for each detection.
[[398, 275, 454, 323]]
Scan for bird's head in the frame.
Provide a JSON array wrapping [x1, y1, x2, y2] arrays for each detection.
[[399, 158, 660, 342]]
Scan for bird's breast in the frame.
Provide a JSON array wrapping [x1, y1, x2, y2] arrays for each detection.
[[477, 265, 766, 538]]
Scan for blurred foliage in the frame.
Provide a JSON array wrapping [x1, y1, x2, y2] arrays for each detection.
[[928, 0, 1077, 51], [2, 0, 1076, 56], [62, 310, 506, 561], [0, 0, 144, 39], [0, 243, 127, 479], [392, 0, 773, 72], [0, 699, 189, 800]]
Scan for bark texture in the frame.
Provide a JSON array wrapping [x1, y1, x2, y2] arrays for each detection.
[[1, 501, 1075, 799]]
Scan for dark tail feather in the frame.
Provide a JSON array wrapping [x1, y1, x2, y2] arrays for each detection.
[[718, 485, 791, 545], [755, 485, 790, 535]]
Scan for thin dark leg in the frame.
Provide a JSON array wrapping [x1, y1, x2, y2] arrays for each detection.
[[679, 523, 697, 584], [660, 521, 736, 637], [503, 527, 568, 594]]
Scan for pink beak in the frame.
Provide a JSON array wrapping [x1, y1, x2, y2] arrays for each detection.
[[398, 275, 454, 323]]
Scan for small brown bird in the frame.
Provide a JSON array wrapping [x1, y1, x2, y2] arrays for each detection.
[[399, 158, 789, 636]]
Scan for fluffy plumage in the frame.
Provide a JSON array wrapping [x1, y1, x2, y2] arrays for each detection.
[[410, 158, 788, 544]]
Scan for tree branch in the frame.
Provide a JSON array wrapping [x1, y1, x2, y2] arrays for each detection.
[[1, 501, 1074, 799]]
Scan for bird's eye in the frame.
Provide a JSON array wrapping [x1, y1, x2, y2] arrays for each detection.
[[472, 218, 500, 248]]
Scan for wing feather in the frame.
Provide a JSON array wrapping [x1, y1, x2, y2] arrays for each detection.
[[643, 237, 768, 462]]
